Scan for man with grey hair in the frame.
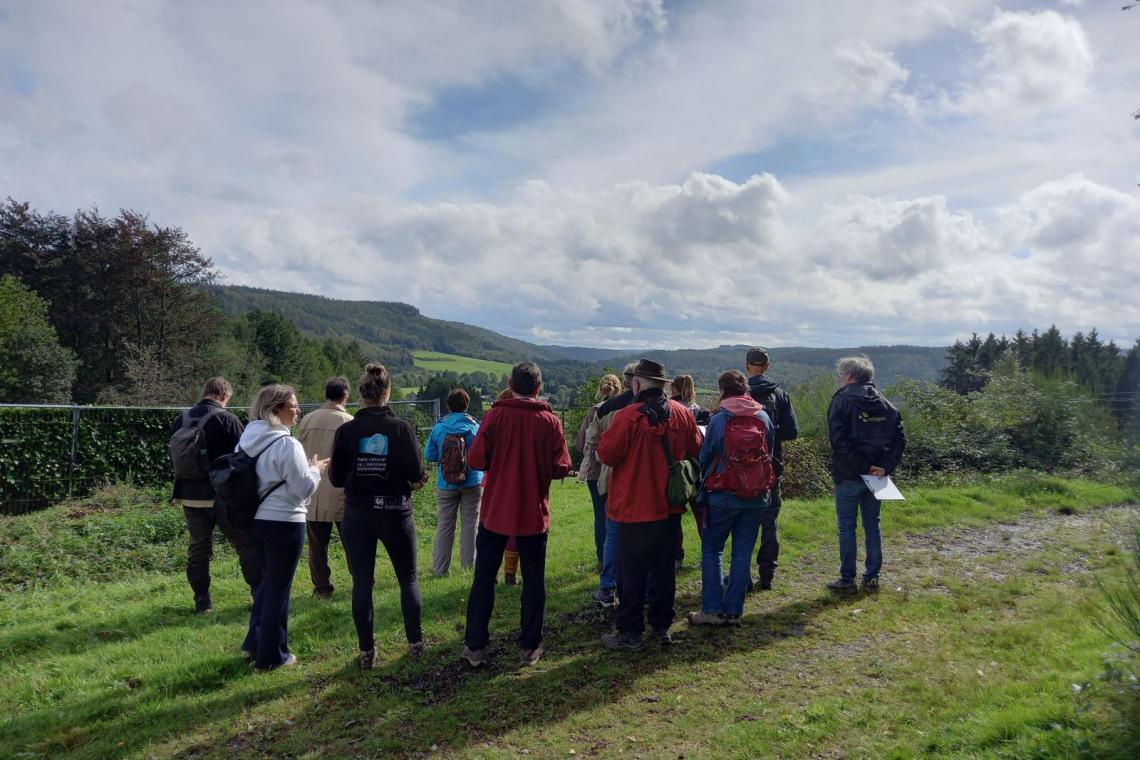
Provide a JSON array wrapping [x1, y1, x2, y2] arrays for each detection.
[[825, 356, 906, 594], [585, 361, 639, 606]]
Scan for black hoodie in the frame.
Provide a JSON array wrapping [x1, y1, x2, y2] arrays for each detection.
[[826, 382, 906, 483], [747, 374, 799, 471]]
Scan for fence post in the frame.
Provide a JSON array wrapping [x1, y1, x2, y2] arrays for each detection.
[[67, 405, 80, 499], [431, 398, 440, 424]]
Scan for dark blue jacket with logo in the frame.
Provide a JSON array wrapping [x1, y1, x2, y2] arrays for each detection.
[[826, 382, 906, 484]]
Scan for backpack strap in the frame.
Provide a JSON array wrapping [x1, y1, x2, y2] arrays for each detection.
[[186, 405, 225, 430], [247, 435, 291, 500]]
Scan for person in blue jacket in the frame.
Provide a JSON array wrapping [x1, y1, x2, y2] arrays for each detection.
[[688, 370, 774, 627], [424, 388, 484, 576]]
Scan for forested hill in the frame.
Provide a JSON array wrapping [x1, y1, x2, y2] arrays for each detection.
[[213, 286, 947, 389], [212, 285, 570, 367]]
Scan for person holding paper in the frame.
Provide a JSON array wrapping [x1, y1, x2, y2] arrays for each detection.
[[825, 356, 906, 594]]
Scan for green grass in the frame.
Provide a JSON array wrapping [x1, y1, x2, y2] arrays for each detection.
[[0, 474, 1136, 758], [412, 351, 514, 377]]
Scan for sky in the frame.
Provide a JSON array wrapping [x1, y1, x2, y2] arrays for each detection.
[[1, 0, 1138, 350]]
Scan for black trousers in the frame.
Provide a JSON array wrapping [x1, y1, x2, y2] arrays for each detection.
[[306, 520, 352, 594], [755, 479, 783, 579], [616, 514, 679, 636], [341, 506, 422, 650], [184, 506, 262, 602], [242, 520, 304, 669], [464, 526, 547, 651]]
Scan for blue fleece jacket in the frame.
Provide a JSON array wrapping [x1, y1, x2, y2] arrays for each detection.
[[424, 412, 484, 490]]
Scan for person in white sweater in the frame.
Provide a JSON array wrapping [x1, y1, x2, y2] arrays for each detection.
[[239, 384, 326, 671]]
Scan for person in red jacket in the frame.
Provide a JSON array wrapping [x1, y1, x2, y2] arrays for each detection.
[[597, 359, 703, 651], [460, 362, 572, 668]]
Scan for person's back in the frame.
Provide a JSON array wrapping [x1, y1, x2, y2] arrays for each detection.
[[425, 388, 484, 576], [827, 381, 905, 483]]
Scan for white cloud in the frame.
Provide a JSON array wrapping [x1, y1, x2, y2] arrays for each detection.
[[946, 9, 1094, 116]]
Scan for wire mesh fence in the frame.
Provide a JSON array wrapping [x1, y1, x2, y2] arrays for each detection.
[[0, 400, 440, 514]]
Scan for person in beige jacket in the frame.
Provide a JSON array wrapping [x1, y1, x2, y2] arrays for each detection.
[[297, 377, 355, 598]]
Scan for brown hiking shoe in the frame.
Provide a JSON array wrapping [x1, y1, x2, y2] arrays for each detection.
[[358, 649, 376, 670], [461, 645, 490, 667], [408, 641, 427, 659], [687, 611, 726, 626], [519, 643, 545, 666]]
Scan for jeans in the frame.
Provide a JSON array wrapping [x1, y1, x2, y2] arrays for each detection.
[[835, 479, 882, 582], [755, 479, 783, 580], [599, 512, 621, 590], [432, 485, 482, 575], [306, 520, 352, 594], [701, 506, 764, 616], [243, 519, 304, 670], [464, 526, 547, 651], [616, 515, 679, 636], [341, 506, 422, 650], [184, 505, 262, 604], [587, 480, 605, 567]]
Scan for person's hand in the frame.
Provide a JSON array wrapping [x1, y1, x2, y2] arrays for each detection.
[[868, 466, 886, 477], [411, 474, 428, 491], [310, 454, 329, 472]]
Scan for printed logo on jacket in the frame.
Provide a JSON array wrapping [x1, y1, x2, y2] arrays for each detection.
[[356, 434, 390, 477]]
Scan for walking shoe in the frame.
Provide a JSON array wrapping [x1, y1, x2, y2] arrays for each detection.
[[722, 614, 742, 626], [686, 611, 726, 626], [358, 648, 376, 670], [652, 628, 673, 646], [860, 577, 880, 594], [601, 631, 643, 651], [592, 587, 617, 607], [461, 645, 490, 667], [826, 578, 858, 594], [194, 597, 213, 615], [504, 573, 517, 586], [758, 577, 773, 591], [408, 641, 427, 659], [519, 643, 545, 666], [257, 653, 299, 672], [241, 649, 255, 661], [313, 588, 334, 600]]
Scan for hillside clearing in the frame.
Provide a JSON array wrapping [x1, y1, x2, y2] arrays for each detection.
[[412, 351, 515, 377]]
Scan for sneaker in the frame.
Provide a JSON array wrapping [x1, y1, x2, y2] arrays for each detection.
[[408, 641, 427, 659], [652, 628, 672, 645], [592, 587, 617, 607], [504, 573, 518, 586], [461, 645, 490, 667], [826, 578, 858, 594], [313, 588, 334, 600], [601, 631, 643, 651], [722, 614, 742, 626], [358, 649, 376, 670], [686, 611, 726, 626], [281, 653, 298, 668], [860, 577, 880, 594], [519, 643, 545, 666]]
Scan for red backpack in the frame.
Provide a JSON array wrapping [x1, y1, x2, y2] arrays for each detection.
[[440, 433, 469, 485], [705, 412, 775, 499]]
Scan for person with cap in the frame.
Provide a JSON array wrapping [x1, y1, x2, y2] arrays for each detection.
[[745, 346, 799, 591], [583, 362, 639, 607], [597, 359, 703, 651]]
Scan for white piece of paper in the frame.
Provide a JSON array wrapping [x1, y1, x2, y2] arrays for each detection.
[[861, 475, 904, 500]]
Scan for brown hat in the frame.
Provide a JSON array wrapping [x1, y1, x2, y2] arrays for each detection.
[[746, 347, 770, 367], [631, 358, 668, 382]]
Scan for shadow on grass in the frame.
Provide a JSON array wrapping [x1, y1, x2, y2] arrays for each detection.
[[175, 586, 853, 757]]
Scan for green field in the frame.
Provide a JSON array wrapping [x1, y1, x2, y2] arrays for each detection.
[[412, 351, 515, 377], [1, 475, 1137, 758]]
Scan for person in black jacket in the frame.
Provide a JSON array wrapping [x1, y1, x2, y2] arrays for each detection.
[[170, 376, 261, 614], [825, 356, 906, 594], [745, 347, 799, 590], [329, 363, 428, 668]]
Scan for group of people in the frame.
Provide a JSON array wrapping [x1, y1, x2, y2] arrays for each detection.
[[170, 347, 905, 670]]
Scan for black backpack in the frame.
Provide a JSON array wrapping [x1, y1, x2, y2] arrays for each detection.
[[208, 436, 288, 529], [169, 407, 223, 480]]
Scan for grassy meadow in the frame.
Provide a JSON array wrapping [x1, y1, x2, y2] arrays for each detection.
[[0, 475, 1137, 758], [412, 351, 515, 377]]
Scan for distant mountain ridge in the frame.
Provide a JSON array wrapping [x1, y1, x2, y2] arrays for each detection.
[[211, 286, 947, 388]]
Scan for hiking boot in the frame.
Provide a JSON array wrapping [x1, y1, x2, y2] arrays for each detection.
[[359, 648, 376, 670], [860, 578, 880, 594], [652, 628, 673, 646], [461, 645, 490, 667], [592, 587, 617, 607], [722, 614, 742, 626], [504, 573, 518, 586], [758, 577, 773, 591], [686, 611, 726, 626], [826, 578, 858, 594], [313, 588, 334, 600], [408, 641, 427, 659], [601, 631, 643, 651], [194, 596, 213, 615], [519, 643, 545, 666]]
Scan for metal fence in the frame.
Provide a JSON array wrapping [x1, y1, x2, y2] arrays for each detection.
[[0, 400, 440, 514]]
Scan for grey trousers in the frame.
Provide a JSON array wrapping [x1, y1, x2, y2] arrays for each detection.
[[432, 485, 482, 575]]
